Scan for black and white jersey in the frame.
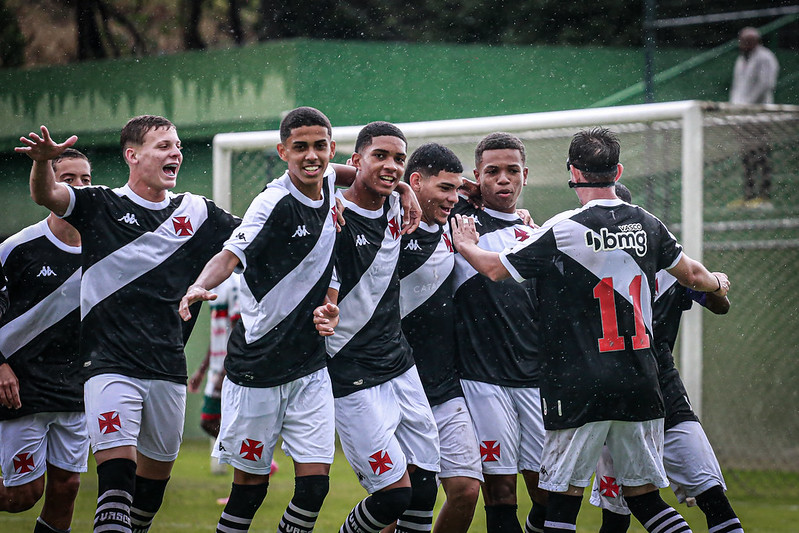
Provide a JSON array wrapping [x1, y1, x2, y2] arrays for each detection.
[[653, 270, 701, 429], [399, 220, 461, 406], [0, 262, 8, 318], [63, 184, 240, 384], [223, 170, 338, 387], [452, 200, 541, 388], [0, 220, 84, 420], [326, 192, 414, 398], [500, 199, 683, 430]]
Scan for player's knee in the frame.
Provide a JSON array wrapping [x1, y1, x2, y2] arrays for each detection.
[[444, 477, 480, 512], [294, 474, 329, 511], [48, 472, 81, 501], [1, 482, 44, 512], [408, 468, 438, 510], [482, 474, 517, 505], [372, 486, 413, 518]]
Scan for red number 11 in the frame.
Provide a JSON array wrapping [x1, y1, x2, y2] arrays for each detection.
[[593, 275, 651, 353]]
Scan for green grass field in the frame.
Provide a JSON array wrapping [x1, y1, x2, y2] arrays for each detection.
[[3, 439, 797, 532]]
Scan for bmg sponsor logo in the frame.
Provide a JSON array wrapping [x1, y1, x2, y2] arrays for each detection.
[[585, 226, 647, 256]]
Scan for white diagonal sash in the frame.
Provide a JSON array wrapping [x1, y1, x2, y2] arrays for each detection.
[[399, 235, 453, 319]]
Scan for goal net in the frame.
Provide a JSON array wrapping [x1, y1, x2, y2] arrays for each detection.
[[213, 100, 799, 491]]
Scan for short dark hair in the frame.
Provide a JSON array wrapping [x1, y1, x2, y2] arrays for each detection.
[[120, 115, 175, 150], [354, 121, 407, 153], [615, 182, 632, 203], [404, 143, 463, 183], [475, 132, 526, 167], [568, 127, 620, 182], [51, 148, 90, 172], [279, 107, 332, 143]]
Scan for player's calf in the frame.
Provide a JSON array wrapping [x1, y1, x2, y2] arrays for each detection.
[[695, 485, 743, 533], [396, 468, 437, 533], [340, 487, 412, 533], [278, 474, 329, 533], [0, 476, 45, 512], [625, 490, 692, 533]]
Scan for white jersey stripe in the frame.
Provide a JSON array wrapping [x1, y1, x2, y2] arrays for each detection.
[[80, 194, 209, 319], [327, 200, 401, 356], [0, 268, 81, 358], [400, 233, 453, 319]]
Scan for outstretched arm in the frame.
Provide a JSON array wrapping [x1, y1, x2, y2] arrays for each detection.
[[667, 254, 729, 297], [179, 249, 241, 321], [450, 214, 511, 281], [15, 126, 77, 216]]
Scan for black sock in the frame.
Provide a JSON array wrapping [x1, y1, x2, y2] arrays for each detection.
[[543, 493, 581, 533], [130, 475, 169, 533], [396, 469, 437, 533], [599, 509, 631, 533], [216, 482, 269, 533], [525, 500, 547, 533], [34, 517, 70, 532], [626, 491, 691, 533], [94, 458, 137, 532], [278, 475, 329, 532], [485, 504, 522, 532], [340, 487, 412, 533], [695, 485, 743, 533]]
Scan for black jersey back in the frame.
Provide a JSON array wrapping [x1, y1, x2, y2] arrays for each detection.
[[399, 221, 461, 406], [501, 199, 683, 430], [223, 170, 337, 387], [653, 270, 701, 429], [63, 184, 240, 383], [326, 192, 414, 398], [452, 200, 541, 388], [0, 220, 85, 420]]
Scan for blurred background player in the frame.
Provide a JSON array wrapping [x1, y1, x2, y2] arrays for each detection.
[[188, 272, 242, 475], [450, 127, 730, 533], [451, 132, 547, 533], [0, 149, 92, 533], [18, 117, 241, 533], [325, 122, 440, 533], [399, 143, 483, 533], [590, 183, 743, 533], [728, 26, 780, 209]]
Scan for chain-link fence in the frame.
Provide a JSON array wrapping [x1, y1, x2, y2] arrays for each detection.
[[219, 102, 799, 497]]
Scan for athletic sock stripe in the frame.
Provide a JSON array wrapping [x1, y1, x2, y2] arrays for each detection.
[[130, 508, 157, 518], [400, 510, 434, 518], [95, 525, 132, 533], [355, 501, 387, 530], [709, 519, 743, 533], [217, 524, 248, 533], [280, 514, 316, 529], [220, 512, 253, 525], [544, 520, 577, 532], [649, 512, 689, 533], [644, 508, 673, 530], [396, 521, 433, 531], [96, 501, 132, 513], [97, 489, 134, 503], [526, 517, 544, 533], [287, 501, 320, 518]]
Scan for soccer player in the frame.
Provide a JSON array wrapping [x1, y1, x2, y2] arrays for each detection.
[[0, 263, 8, 319], [590, 183, 743, 533], [17, 116, 241, 533], [450, 127, 730, 533], [188, 273, 241, 473], [0, 149, 92, 533], [324, 121, 440, 533], [450, 132, 547, 533], [399, 142, 483, 533], [179, 106, 345, 533]]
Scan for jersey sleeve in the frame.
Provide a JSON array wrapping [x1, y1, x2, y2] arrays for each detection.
[[500, 228, 557, 282], [655, 217, 683, 271], [0, 262, 7, 319], [223, 189, 284, 271]]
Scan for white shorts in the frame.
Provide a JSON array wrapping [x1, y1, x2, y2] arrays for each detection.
[[335, 366, 440, 493], [461, 380, 544, 475], [0, 412, 89, 487], [213, 368, 335, 475], [432, 397, 483, 481], [589, 420, 727, 511], [84, 374, 186, 462], [540, 419, 668, 493]]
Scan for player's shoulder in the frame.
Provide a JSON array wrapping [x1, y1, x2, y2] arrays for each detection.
[[0, 220, 48, 263]]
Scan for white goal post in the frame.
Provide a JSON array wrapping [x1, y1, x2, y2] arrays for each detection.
[[212, 100, 799, 422]]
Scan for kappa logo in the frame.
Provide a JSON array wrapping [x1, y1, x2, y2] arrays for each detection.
[[468, 214, 482, 226], [355, 234, 370, 246], [585, 225, 648, 257], [117, 213, 140, 226], [236, 232, 246, 241], [36, 265, 57, 277], [172, 216, 193, 236], [13, 452, 34, 474], [292, 225, 310, 238], [404, 239, 421, 251]]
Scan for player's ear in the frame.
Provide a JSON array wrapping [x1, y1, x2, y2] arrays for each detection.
[[522, 166, 529, 186], [473, 167, 481, 185], [329, 140, 336, 159], [276, 143, 288, 162], [124, 146, 137, 165], [409, 171, 423, 192], [350, 152, 362, 170], [615, 163, 624, 181]]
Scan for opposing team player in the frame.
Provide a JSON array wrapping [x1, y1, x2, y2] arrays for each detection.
[[590, 184, 743, 533], [179, 106, 346, 533], [18, 116, 241, 533], [399, 143, 483, 533], [0, 149, 92, 533], [324, 122, 440, 533], [451, 132, 547, 533], [450, 127, 730, 533]]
